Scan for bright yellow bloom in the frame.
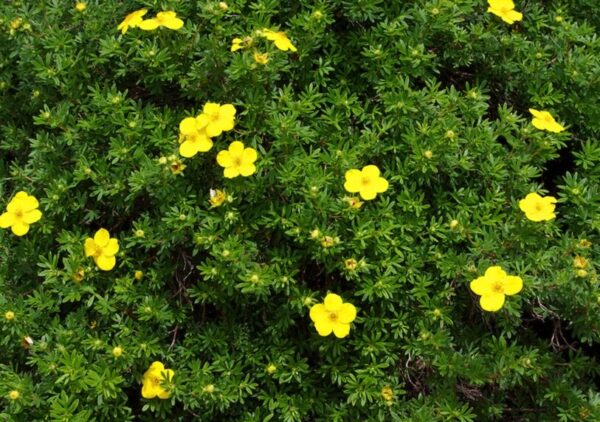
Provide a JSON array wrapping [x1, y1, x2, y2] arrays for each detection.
[[470, 266, 523, 312], [196, 103, 236, 137], [139, 11, 184, 31], [253, 52, 269, 64], [487, 0, 523, 25], [216, 141, 258, 178], [309, 293, 357, 338], [344, 165, 389, 200], [84, 228, 119, 271], [117, 9, 147, 34], [519, 193, 557, 222], [209, 189, 227, 207], [0, 192, 42, 236], [178, 117, 213, 157], [529, 109, 565, 133], [75, 2, 87, 12], [262, 29, 297, 52], [141, 361, 174, 399]]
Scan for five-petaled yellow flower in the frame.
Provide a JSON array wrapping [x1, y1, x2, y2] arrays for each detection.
[[141, 361, 175, 399], [117, 9, 147, 34], [309, 293, 357, 338], [139, 11, 184, 31], [84, 228, 119, 271], [519, 193, 557, 222], [0, 192, 42, 236], [178, 117, 213, 157], [529, 109, 565, 133], [487, 0, 523, 25], [196, 103, 236, 137], [261, 29, 297, 52], [217, 141, 258, 178], [344, 165, 389, 200], [470, 266, 523, 312]]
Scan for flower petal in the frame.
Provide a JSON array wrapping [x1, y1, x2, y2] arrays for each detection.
[[362, 165, 380, 178], [469, 276, 490, 296], [359, 188, 377, 200], [484, 266, 506, 280], [163, 17, 183, 30], [332, 322, 351, 338], [179, 140, 199, 158], [373, 177, 389, 193], [243, 148, 257, 163], [96, 255, 116, 271], [229, 141, 245, 154], [324, 293, 343, 311], [141, 383, 158, 399], [338, 303, 357, 323], [344, 169, 362, 193], [503, 276, 523, 295], [84, 238, 96, 256], [138, 19, 159, 30], [309, 304, 327, 323], [0, 212, 15, 228], [315, 319, 333, 336], [23, 209, 42, 224], [94, 228, 110, 247], [179, 117, 197, 135], [103, 238, 119, 256], [216, 151, 233, 167], [11, 222, 29, 236], [479, 293, 505, 312], [223, 166, 240, 178], [239, 164, 256, 177]]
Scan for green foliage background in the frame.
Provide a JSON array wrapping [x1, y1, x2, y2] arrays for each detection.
[[1, 0, 600, 420]]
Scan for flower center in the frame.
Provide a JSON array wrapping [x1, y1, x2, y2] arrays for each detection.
[[14, 209, 24, 218], [491, 282, 504, 294], [361, 177, 371, 186], [233, 157, 243, 167], [534, 202, 544, 212], [151, 375, 161, 386], [94, 245, 103, 258], [328, 311, 339, 322]]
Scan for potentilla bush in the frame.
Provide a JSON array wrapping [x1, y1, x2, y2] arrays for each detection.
[[1, 0, 600, 420]]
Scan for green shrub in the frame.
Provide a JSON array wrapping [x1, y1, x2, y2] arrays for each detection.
[[1, 0, 600, 420]]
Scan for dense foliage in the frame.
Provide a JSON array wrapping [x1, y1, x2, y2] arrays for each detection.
[[1, 1, 600, 420]]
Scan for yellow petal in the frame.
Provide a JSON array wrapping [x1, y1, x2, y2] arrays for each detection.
[[359, 188, 377, 201], [243, 148, 257, 163], [179, 117, 197, 135], [203, 103, 221, 116], [503, 276, 523, 295], [344, 169, 362, 193], [11, 222, 29, 236], [0, 212, 15, 228], [362, 165, 380, 178], [324, 293, 343, 311], [179, 140, 199, 158], [484, 266, 506, 279], [21, 195, 39, 211], [96, 255, 116, 271], [479, 293, 505, 312], [94, 228, 110, 247], [195, 114, 210, 130], [157, 389, 171, 399], [309, 304, 327, 323], [141, 383, 158, 399], [138, 19, 159, 30], [23, 209, 42, 224], [216, 150, 233, 167], [529, 108, 542, 118], [504, 10, 522, 23], [315, 319, 333, 336], [149, 361, 165, 371], [163, 17, 183, 30], [229, 141, 245, 154], [223, 166, 240, 178], [332, 322, 351, 338], [338, 303, 356, 323], [239, 164, 256, 177], [373, 177, 389, 193], [205, 122, 223, 137], [469, 276, 490, 296], [84, 238, 96, 257], [196, 136, 213, 152], [103, 238, 119, 256]]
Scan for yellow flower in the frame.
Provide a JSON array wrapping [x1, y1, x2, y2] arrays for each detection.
[[0, 191, 42, 236], [75, 2, 86, 12], [231, 36, 253, 52], [381, 386, 394, 402], [139, 11, 184, 31], [117, 9, 147, 34], [262, 29, 297, 52], [8, 390, 20, 400], [470, 266, 523, 312], [344, 165, 389, 200], [178, 117, 213, 157], [84, 228, 119, 271], [209, 189, 227, 207], [253, 52, 269, 65], [142, 361, 175, 399], [266, 364, 277, 374], [4, 311, 15, 321], [487, 0, 523, 25], [112, 346, 123, 358], [343, 196, 363, 209], [216, 141, 258, 178], [344, 258, 358, 271], [519, 193, 557, 222], [170, 159, 186, 175], [134, 270, 144, 280], [529, 109, 565, 133], [573, 256, 588, 269], [309, 293, 357, 338], [196, 103, 236, 137], [218, 2, 229, 11], [10, 18, 23, 30]]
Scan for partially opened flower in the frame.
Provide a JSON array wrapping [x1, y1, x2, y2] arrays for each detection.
[[84, 228, 119, 271], [519, 193, 557, 222], [178, 117, 213, 157], [344, 165, 389, 200], [141, 361, 175, 399], [487, 0, 523, 25], [117, 9, 147, 34], [309, 293, 357, 338], [216, 141, 258, 178], [139, 11, 184, 31], [253, 52, 269, 65], [529, 109, 565, 133], [196, 103, 236, 137], [0, 191, 42, 236], [261, 29, 297, 52], [470, 266, 523, 312]]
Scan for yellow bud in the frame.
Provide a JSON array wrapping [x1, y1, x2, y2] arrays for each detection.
[[266, 364, 277, 374], [576, 269, 588, 278], [312, 10, 323, 19], [135, 229, 145, 238], [579, 239, 591, 248], [344, 258, 358, 271], [134, 271, 143, 280], [112, 346, 123, 358], [4, 311, 15, 321], [424, 150, 433, 159], [8, 390, 20, 400], [449, 219, 459, 229], [218, 2, 228, 10], [321, 236, 335, 248], [203, 384, 215, 393], [310, 229, 321, 239], [250, 274, 260, 284], [158, 156, 168, 165]]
